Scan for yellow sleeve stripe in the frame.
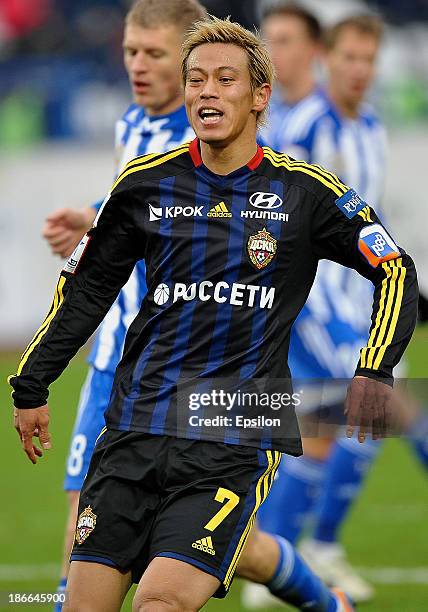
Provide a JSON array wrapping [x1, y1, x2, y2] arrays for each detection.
[[359, 259, 405, 370], [223, 450, 281, 589], [263, 147, 349, 193], [373, 261, 406, 370], [114, 143, 190, 183], [357, 206, 373, 223], [273, 151, 348, 194], [16, 275, 67, 376], [360, 262, 391, 368], [367, 260, 400, 369], [263, 149, 347, 198], [111, 143, 190, 193]]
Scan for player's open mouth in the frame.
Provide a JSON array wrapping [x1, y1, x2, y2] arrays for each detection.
[[133, 81, 150, 92], [198, 108, 224, 124]]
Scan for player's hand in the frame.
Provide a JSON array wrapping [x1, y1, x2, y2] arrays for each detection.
[[344, 376, 394, 442], [14, 405, 52, 464], [42, 207, 96, 258]]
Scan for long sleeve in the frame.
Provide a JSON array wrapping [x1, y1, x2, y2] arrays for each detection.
[[9, 177, 145, 408], [310, 186, 418, 384]]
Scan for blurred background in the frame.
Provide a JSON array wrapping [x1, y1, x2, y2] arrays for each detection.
[[1, 0, 428, 343], [0, 1, 427, 611]]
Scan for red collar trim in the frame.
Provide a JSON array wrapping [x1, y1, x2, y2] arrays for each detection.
[[247, 145, 264, 170], [189, 138, 265, 171], [189, 138, 203, 167]]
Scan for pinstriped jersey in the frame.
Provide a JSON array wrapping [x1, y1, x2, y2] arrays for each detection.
[[265, 89, 387, 209], [262, 88, 328, 164], [264, 89, 389, 376], [88, 103, 194, 373], [9, 141, 418, 453]]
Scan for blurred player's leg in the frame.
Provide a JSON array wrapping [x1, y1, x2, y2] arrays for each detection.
[[257, 452, 325, 543], [238, 528, 354, 611], [299, 437, 379, 602], [64, 561, 131, 612], [398, 386, 428, 469], [133, 557, 219, 611], [55, 368, 112, 611], [304, 392, 428, 602], [312, 437, 381, 544], [406, 412, 428, 469], [55, 490, 79, 609]]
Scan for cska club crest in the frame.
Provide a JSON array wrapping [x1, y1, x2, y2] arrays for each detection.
[[247, 228, 277, 270], [75, 506, 97, 545]]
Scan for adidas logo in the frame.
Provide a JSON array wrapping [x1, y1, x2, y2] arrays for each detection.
[[192, 536, 216, 555], [207, 202, 232, 219]]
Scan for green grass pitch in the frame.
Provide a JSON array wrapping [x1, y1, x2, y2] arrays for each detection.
[[1, 326, 427, 611]]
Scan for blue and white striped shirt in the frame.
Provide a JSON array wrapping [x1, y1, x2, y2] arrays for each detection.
[[264, 88, 388, 376], [88, 103, 194, 372]]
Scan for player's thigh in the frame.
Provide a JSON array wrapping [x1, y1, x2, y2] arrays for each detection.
[[65, 560, 131, 612], [64, 367, 113, 491], [71, 431, 160, 577], [149, 442, 281, 598], [133, 557, 219, 611]]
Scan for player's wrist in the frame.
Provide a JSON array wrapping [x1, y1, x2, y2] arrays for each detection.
[[353, 368, 393, 387]]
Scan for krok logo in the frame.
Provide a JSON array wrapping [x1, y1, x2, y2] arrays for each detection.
[[250, 192, 283, 210], [148, 203, 204, 221], [149, 204, 162, 222]]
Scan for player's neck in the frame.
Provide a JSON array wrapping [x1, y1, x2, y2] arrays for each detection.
[[328, 86, 360, 119], [280, 75, 315, 106], [200, 131, 258, 176], [144, 95, 183, 117]]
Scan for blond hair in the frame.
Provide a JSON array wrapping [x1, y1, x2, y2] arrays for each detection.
[[324, 15, 384, 50], [181, 16, 274, 126], [126, 0, 207, 34]]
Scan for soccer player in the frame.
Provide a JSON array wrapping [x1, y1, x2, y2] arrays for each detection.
[[42, 4, 353, 610], [260, 2, 324, 157], [42, 0, 204, 604], [10, 15, 417, 612], [256, 11, 426, 603]]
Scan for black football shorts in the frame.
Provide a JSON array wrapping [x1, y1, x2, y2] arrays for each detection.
[[70, 429, 280, 597]]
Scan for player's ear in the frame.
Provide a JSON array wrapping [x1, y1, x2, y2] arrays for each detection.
[[252, 83, 271, 115]]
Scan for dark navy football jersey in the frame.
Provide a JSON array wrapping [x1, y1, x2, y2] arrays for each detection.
[[9, 140, 418, 454]]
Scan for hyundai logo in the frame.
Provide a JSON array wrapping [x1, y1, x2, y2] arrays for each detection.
[[249, 192, 283, 210]]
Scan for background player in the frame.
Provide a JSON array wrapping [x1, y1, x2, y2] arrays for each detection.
[[42, 0, 204, 606], [255, 8, 428, 605], [10, 14, 416, 611]]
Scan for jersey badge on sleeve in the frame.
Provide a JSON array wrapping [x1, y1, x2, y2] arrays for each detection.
[[358, 224, 400, 267], [247, 227, 277, 270], [63, 233, 92, 274], [335, 189, 366, 219]]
